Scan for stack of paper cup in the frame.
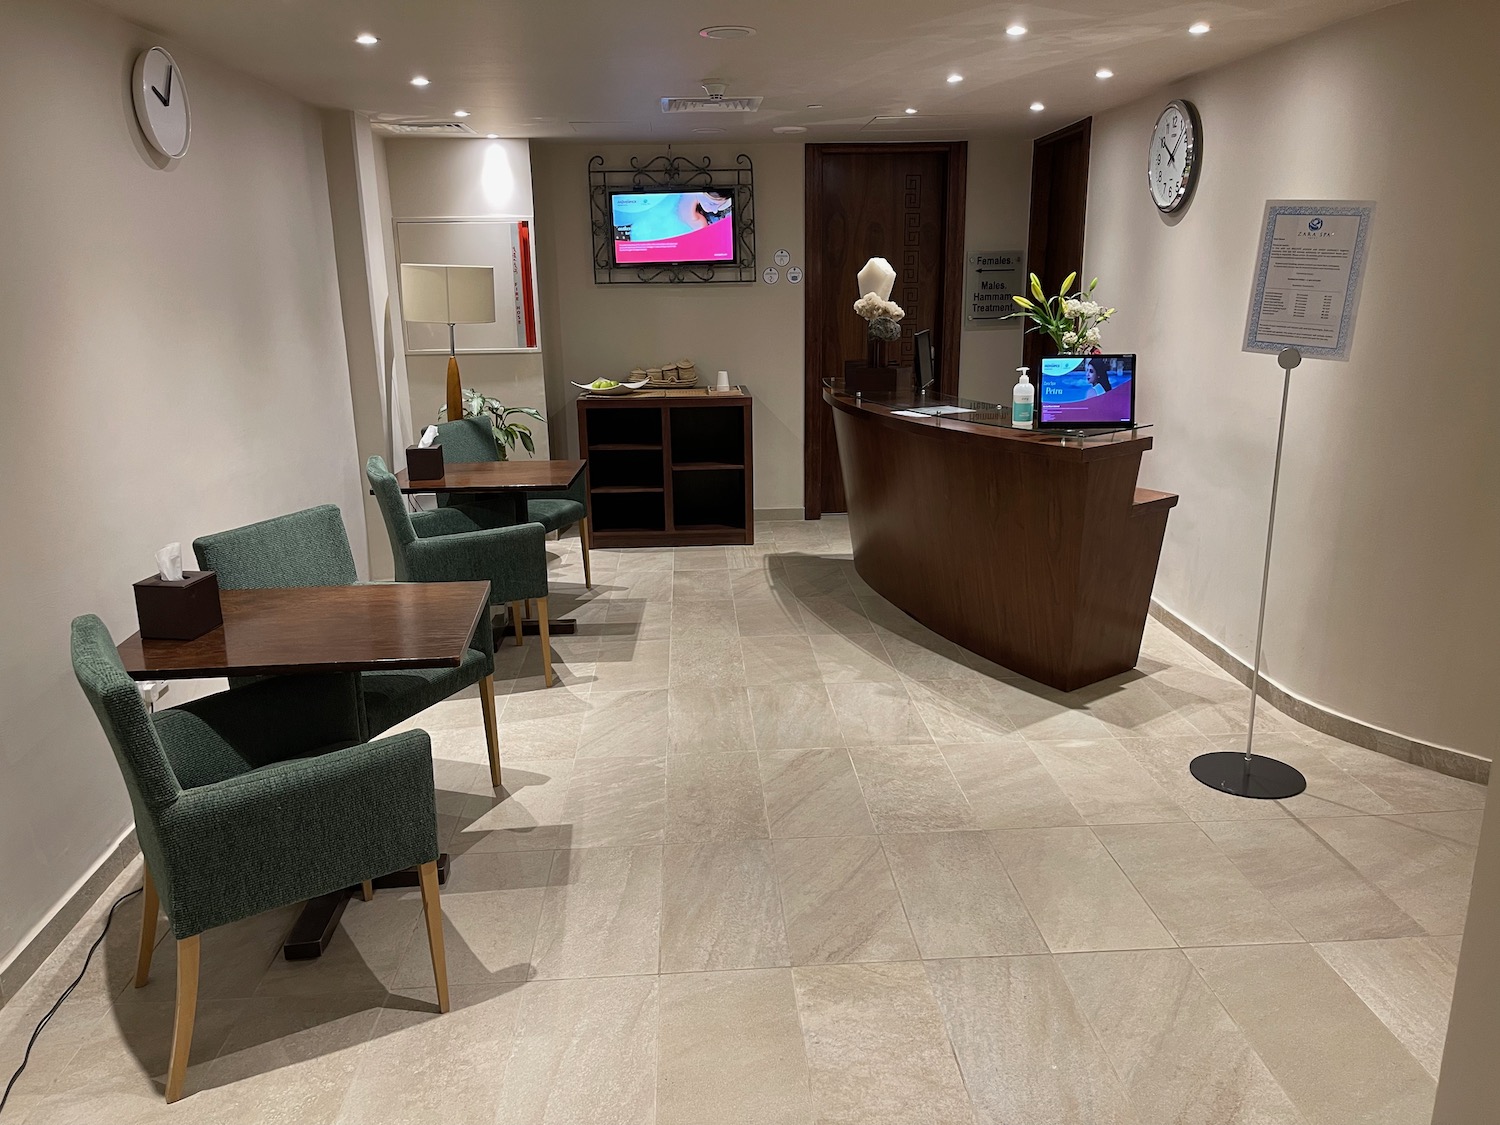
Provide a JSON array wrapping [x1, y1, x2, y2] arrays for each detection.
[[716, 370, 731, 390]]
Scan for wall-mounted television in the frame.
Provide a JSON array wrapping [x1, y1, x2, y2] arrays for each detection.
[[609, 188, 736, 267]]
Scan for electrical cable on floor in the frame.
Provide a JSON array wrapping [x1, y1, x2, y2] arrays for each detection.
[[0, 887, 143, 1117]]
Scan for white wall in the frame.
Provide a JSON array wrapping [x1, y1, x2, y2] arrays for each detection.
[[1083, 0, 1500, 760], [958, 137, 1032, 403], [0, 0, 361, 972], [382, 137, 550, 454]]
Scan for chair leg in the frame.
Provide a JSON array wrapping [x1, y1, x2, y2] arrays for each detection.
[[511, 602, 524, 646], [479, 674, 501, 788], [134, 863, 159, 988], [359, 880, 374, 902], [164, 935, 200, 1103], [524, 598, 533, 620], [580, 518, 593, 590], [417, 860, 450, 1014], [537, 596, 554, 688]]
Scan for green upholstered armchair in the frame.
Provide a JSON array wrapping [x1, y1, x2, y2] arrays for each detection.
[[70, 615, 451, 1103], [192, 505, 503, 787], [367, 454, 556, 687], [432, 416, 593, 589]]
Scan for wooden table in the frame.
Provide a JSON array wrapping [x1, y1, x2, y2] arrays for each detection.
[[396, 459, 588, 636], [118, 582, 491, 959]]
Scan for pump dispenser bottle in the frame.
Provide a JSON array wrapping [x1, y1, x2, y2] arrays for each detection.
[[1012, 366, 1034, 429]]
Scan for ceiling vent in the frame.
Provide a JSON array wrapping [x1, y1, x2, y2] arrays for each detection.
[[371, 120, 480, 136], [661, 81, 762, 114]]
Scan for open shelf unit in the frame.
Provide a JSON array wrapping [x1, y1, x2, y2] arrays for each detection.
[[578, 389, 754, 547]]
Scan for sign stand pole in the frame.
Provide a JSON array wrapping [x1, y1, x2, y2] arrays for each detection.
[[1189, 347, 1309, 800]]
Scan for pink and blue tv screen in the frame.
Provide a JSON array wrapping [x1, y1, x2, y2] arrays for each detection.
[[610, 189, 736, 266], [1039, 355, 1136, 426]]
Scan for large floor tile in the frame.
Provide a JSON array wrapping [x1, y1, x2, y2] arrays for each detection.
[[1094, 823, 1301, 947], [460, 761, 573, 853], [759, 748, 876, 838], [741, 635, 822, 686], [799, 594, 877, 638], [993, 681, 1116, 741], [658, 969, 814, 1125], [1312, 936, 1461, 1078], [827, 681, 931, 746], [808, 631, 900, 683], [1304, 815, 1476, 935], [1056, 950, 1304, 1125], [848, 744, 977, 832], [1027, 738, 1189, 825], [940, 740, 1084, 829], [667, 683, 756, 753], [497, 975, 658, 1125], [664, 753, 770, 842], [749, 683, 845, 750], [591, 639, 672, 691], [793, 961, 975, 1125], [927, 954, 1137, 1125], [576, 690, 669, 758], [562, 756, 666, 847], [1201, 819, 1424, 942], [772, 836, 917, 965], [530, 846, 662, 979], [1188, 944, 1436, 1125], [660, 840, 790, 972], [987, 827, 1173, 953], [1311, 739, 1487, 813], [1117, 735, 1292, 823], [1072, 676, 1202, 739], [881, 832, 1045, 958], [904, 679, 1018, 743]]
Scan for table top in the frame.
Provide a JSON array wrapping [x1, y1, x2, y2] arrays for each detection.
[[396, 459, 586, 494], [117, 583, 491, 680]]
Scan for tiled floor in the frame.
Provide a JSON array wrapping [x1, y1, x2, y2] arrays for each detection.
[[3, 517, 1487, 1124]]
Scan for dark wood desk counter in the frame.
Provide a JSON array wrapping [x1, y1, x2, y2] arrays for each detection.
[[824, 384, 1178, 691], [118, 583, 491, 680], [395, 460, 586, 494]]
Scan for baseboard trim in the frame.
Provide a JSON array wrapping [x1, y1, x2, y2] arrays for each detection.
[[1150, 600, 1489, 785], [0, 828, 139, 1008]]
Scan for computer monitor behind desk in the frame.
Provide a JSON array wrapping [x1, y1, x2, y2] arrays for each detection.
[[913, 329, 936, 393]]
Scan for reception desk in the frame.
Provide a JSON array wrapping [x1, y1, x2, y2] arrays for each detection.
[[825, 380, 1177, 691]]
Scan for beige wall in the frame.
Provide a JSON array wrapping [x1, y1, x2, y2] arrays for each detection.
[[1083, 0, 1500, 760], [0, 0, 360, 970], [532, 138, 1032, 513]]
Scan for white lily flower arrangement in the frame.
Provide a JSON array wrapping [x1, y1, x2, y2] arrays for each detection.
[[1005, 272, 1116, 355]]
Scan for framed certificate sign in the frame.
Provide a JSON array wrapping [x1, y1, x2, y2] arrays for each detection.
[[1243, 200, 1376, 362]]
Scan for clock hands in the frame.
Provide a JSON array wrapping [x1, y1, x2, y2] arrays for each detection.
[[151, 64, 174, 107]]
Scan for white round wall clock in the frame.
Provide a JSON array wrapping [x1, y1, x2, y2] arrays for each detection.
[[132, 47, 191, 159], [1147, 99, 1199, 212]]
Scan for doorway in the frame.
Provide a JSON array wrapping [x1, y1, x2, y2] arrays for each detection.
[[803, 142, 967, 519], [1021, 119, 1092, 374]]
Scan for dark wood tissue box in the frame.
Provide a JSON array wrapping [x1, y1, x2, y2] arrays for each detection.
[[406, 443, 446, 481], [134, 571, 223, 641]]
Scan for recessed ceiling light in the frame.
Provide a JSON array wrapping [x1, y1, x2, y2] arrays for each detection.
[[410, 76, 429, 87], [693, 127, 726, 134], [1188, 21, 1211, 35], [947, 73, 964, 84], [806, 104, 823, 109], [1006, 24, 1028, 37], [699, 25, 756, 39], [1095, 67, 1114, 79], [453, 109, 470, 118], [486, 133, 498, 139], [354, 33, 378, 46], [773, 125, 808, 134], [1030, 101, 1045, 111], [905, 107, 918, 115]]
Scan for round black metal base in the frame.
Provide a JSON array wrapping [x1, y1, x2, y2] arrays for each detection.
[[1189, 752, 1307, 800]]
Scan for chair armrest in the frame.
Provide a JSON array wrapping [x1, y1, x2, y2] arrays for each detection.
[[411, 507, 484, 539], [156, 731, 439, 937], [402, 522, 549, 603], [167, 673, 364, 770]]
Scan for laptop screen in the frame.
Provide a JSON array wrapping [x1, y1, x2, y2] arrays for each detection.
[[1038, 354, 1136, 427]]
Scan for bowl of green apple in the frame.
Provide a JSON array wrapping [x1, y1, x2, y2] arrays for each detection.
[[572, 377, 649, 396]]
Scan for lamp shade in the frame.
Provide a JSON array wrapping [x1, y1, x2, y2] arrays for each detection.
[[399, 264, 497, 324]]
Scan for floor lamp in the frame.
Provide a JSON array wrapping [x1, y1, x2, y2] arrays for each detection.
[[399, 264, 497, 422], [1189, 346, 1309, 800]]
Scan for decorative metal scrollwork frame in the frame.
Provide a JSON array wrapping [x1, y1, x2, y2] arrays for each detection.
[[590, 153, 756, 284]]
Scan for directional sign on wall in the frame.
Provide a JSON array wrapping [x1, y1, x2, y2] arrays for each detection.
[[965, 250, 1024, 329]]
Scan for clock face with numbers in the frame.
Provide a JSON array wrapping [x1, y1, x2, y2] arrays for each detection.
[[1147, 100, 1198, 212], [132, 47, 191, 159]]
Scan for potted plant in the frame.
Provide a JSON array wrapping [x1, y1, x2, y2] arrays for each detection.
[[438, 388, 544, 460]]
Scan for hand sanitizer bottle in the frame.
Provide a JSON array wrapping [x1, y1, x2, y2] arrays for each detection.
[[1012, 366, 1034, 429]]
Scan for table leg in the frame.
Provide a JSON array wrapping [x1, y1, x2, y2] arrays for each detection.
[[281, 853, 451, 960]]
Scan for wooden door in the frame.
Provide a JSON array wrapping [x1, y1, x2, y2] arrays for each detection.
[[1022, 119, 1092, 375], [804, 142, 967, 518]]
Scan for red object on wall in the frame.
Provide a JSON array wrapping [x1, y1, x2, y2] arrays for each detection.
[[518, 221, 537, 348]]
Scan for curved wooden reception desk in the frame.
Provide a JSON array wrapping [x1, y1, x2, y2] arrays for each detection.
[[825, 382, 1178, 692]]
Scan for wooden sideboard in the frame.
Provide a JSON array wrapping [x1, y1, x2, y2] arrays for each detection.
[[825, 383, 1177, 691], [577, 387, 754, 547]]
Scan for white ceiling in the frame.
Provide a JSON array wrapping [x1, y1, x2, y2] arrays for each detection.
[[95, 0, 1405, 141]]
